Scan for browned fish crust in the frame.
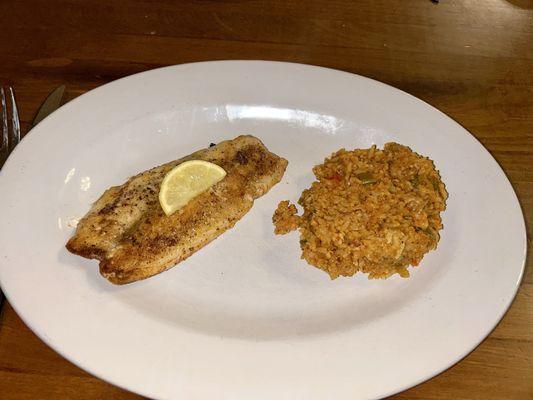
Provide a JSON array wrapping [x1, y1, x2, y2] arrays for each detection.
[[66, 135, 288, 284]]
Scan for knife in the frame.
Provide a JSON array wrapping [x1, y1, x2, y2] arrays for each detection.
[[31, 84, 66, 128]]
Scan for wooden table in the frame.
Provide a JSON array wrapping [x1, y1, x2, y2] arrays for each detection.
[[1, 1, 531, 398]]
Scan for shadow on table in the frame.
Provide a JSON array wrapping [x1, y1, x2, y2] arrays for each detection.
[[504, 0, 533, 9]]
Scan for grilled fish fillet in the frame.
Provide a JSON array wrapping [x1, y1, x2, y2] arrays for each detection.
[[66, 135, 288, 284]]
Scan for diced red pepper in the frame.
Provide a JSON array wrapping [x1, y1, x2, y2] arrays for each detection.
[[328, 173, 342, 182]]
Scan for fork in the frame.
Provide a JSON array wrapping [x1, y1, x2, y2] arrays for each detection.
[[0, 87, 20, 312], [0, 87, 20, 168]]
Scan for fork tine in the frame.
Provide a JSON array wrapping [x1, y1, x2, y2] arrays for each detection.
[[1, 88, 7, 160], [8, 87, 20, 150]]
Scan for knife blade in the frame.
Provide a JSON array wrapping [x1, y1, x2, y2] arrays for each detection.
[[31, 84, 66, 128]]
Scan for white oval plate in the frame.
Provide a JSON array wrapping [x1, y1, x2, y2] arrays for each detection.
[[0, 61, 526, 400]]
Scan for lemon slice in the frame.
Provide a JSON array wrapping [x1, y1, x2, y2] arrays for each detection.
[[159, 160, 226, 216]]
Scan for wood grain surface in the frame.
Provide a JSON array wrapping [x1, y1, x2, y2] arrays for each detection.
[[1, 0, 532, 399]]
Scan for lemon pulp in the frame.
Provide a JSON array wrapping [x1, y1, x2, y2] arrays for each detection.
[[159, 160, 226, 216]]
